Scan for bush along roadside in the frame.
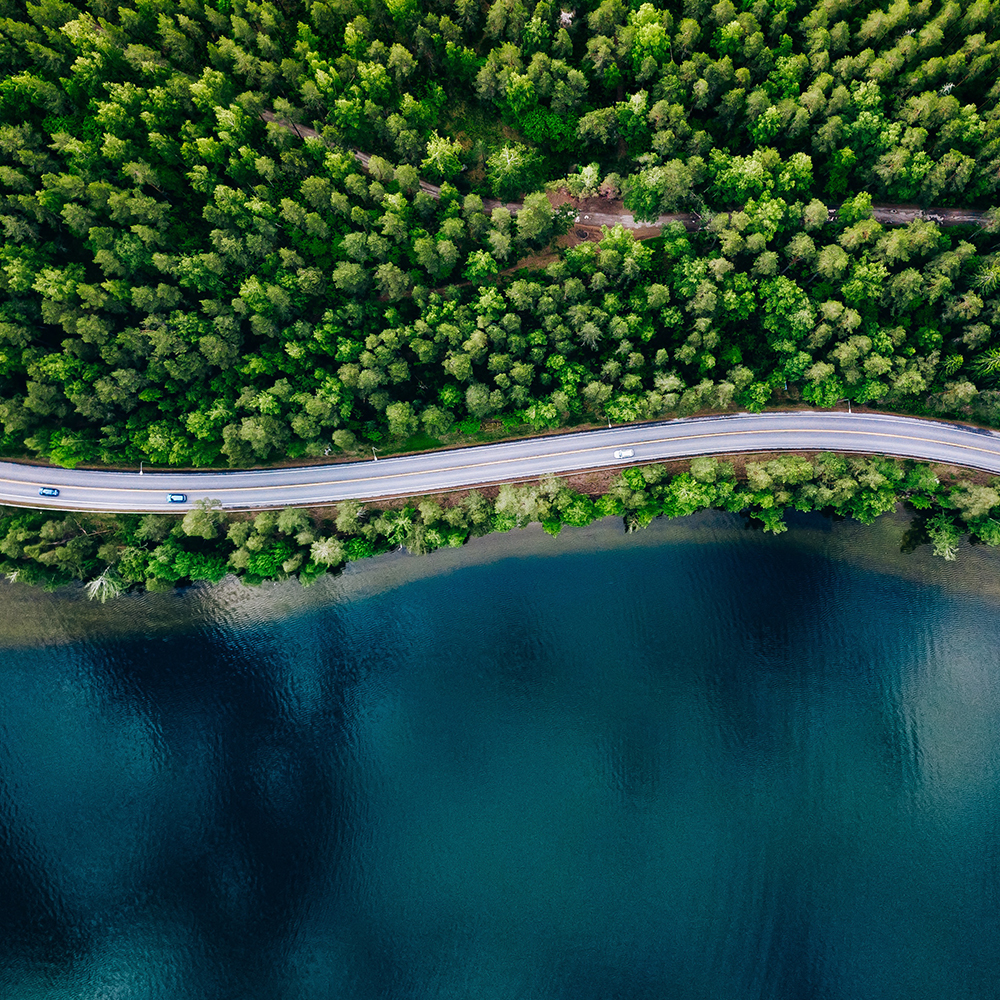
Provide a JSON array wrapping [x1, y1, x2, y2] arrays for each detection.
[[1, 454, 997, 600]]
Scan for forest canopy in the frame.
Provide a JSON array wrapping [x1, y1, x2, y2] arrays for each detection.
[[1, 0, 1000, 470]]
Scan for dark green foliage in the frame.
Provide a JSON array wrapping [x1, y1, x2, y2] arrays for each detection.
[[2, 457, 995, 597], [1, 0, 1000, 470]]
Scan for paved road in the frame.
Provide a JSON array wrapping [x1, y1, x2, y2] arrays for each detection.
[[3, 412, 1000, 513]]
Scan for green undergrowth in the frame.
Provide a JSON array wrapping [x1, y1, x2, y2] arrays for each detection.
[[1, 454, 995, 601]]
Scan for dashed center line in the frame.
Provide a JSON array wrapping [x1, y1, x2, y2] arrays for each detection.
[[1, 418, 999, 510]]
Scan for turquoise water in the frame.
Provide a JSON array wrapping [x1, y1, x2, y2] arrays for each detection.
[[1, 512, 999, 999]]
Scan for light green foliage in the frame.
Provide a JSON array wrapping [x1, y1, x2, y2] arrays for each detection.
[[927, 512, 962, 560], [181, 499, 225, 539], [950, 484, 1000, 521], [310, 537, 345, 566], [487, 144, 544, 202], [421, 132, 464, 181]]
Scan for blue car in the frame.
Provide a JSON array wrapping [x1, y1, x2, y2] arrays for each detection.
[[38, 487, 59, 497], [167, 493, 187, 503]]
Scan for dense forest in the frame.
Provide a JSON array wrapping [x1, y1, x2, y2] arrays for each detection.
[[0, 0, 999, 471], [1, 455, 997, 597]]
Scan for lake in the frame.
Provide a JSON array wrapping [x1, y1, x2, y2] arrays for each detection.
[[1, 510, 999, 999]]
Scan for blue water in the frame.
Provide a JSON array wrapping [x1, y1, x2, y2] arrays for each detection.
[[1, 513, 1000, 999]]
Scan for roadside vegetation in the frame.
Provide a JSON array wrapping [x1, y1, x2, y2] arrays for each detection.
[[2, 455, 998, 598], [1, 1, 1000, 470], [4, 1, 1000, 593]]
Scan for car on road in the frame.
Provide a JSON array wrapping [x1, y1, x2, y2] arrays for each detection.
[[166, 493, 187, 503], [613, 449, 634, 460], [38, 487, 59, 497]]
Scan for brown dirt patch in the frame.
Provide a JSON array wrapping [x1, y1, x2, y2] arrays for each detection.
[[502, 249, 560, 273], [559, 225, 599, 248], [546, 188, 576, 210], [499, 122, 526, 142], [465, 162, 487, 187], [546, 187, 626, 215]]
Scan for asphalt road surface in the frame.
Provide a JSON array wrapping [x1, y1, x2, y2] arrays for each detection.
[[3, 411, 1000, 513]]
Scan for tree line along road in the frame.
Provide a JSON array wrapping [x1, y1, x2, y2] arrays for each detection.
[[3, 412, 1000, 514], [260, 113, 991, 232]]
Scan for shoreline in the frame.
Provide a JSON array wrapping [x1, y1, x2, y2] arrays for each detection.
[[4, 505, 1000, 649]]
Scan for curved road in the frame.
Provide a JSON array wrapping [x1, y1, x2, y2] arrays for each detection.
[[2, 412, 1000, 513]]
